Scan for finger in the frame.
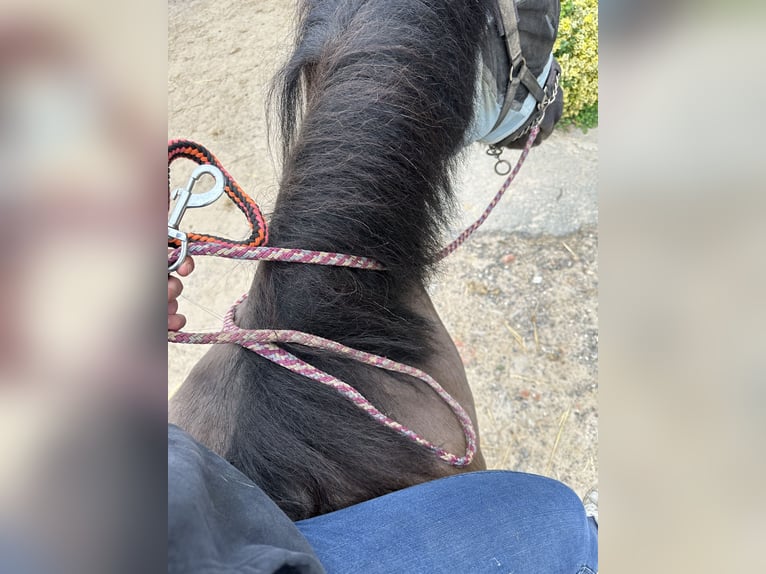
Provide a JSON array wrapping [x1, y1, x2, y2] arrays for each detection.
[[176, 256, 195, 277], [168, 313, 187, 332], [168, 298, 179, 317], [168, 275, 183, 302]]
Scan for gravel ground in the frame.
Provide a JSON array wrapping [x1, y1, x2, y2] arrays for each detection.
[[169, 0, 598, 497], [428, 230, 598, 490]]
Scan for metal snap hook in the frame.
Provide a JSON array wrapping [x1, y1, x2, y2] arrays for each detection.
[[168, 165, 225, 229], [168, 228, 189, 273], [168, 164, 225, 272]]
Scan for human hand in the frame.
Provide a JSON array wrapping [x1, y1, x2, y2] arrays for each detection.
[[168, 256, 194, 331]]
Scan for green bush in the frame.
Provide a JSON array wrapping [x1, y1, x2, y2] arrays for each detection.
[[554, 0, 599, 129]]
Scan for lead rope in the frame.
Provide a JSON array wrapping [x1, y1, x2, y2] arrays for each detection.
[[170, 293, 477, 466], [168, 125, 540, 467], [437, 125, 539, 260]]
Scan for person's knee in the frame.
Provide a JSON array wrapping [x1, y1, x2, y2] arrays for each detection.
[[464, 470, 584, 513], [525, 474, 587, 516], [519, 476, 597, 573], [466, 471, 597, 572]]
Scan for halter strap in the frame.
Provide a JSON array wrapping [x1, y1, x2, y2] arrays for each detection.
[[490, 0, 548, 135]]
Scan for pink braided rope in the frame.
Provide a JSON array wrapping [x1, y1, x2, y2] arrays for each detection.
[[168, 127, 537, 271], [169, 294, 477, 466], [168, 127, 538, 467], [169, 243, 384, 270], [437, 126, 539, 260]]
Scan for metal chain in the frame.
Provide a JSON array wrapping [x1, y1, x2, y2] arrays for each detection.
[[487, 71, 560, 176], [527, 70, 561, 132]]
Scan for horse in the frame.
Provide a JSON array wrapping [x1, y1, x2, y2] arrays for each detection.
[[169, 0, 562, 521]]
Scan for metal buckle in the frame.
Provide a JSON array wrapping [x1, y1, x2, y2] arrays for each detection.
[[168, 164, 225, 272]]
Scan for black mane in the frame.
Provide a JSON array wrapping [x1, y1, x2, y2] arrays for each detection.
[[207, 0, 491, 520], [268, 0, 488, 277]]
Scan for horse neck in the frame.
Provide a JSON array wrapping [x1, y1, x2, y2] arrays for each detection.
[[239, 0, 488, 355], [269, 0, 488, 274]]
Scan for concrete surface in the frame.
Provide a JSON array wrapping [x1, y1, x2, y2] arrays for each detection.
[[456, 129, 598, 236]]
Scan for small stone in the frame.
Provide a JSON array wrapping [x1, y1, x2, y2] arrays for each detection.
[[532, 275, 542, 284], [501, 253, 516, 265], [546, 349, 563, 362]]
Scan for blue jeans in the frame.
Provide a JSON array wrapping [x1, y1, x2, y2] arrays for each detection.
[[297, 471, 597, 574], [165, 426, 596, 574]]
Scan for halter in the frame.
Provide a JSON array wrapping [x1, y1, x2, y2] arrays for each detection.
[[491, 0, 554, 139], [476, 0, 561, 175]]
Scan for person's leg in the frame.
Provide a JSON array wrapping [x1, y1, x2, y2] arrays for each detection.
[[296, 470, 597, 574]]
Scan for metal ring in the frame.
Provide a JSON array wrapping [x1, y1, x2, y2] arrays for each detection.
[[494, 159, 512, 176]]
